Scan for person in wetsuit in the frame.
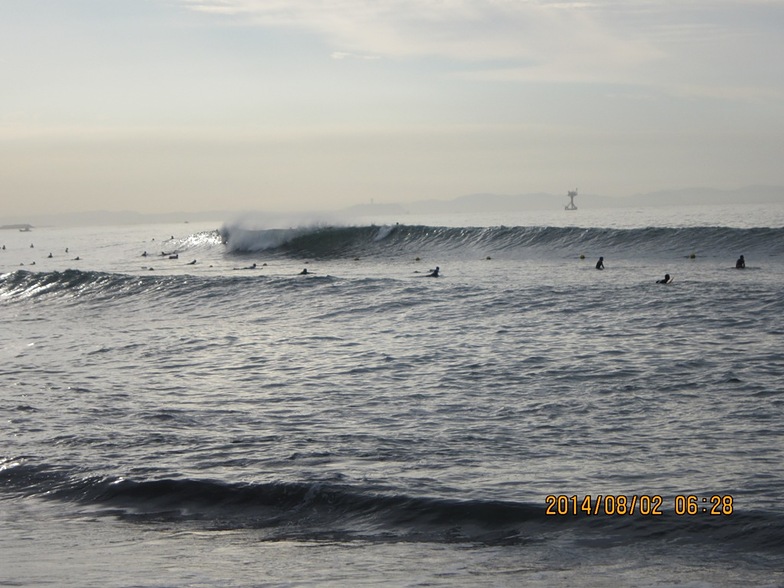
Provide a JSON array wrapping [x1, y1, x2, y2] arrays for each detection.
[[428, 266, 440, 277], [596, 257, 604, 270], [736, 255, 745, 269], [656, 273, 672, 284]]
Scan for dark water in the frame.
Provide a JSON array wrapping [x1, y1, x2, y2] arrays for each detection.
[[1, 215, 783, 586]]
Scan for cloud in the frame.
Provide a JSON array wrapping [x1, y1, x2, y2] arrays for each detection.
[[181, 0, 661, 67], [330, 51, 380, 61], [179, 0, 784, 98]]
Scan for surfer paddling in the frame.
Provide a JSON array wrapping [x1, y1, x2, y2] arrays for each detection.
[[656, 273, 673, 284]]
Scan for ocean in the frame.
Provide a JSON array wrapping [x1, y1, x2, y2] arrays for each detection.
[[1, 203, 783, 587]]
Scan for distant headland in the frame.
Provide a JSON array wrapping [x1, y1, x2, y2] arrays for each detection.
[[2, 185, 782, 227], [340, 184, 784, 216], [0, 224, 33, 231]]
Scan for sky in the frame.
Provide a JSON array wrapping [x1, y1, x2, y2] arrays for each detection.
[[2, 0, 784, 217]]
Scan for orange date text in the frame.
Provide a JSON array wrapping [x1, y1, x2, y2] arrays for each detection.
[[545, 494, 734, 516]]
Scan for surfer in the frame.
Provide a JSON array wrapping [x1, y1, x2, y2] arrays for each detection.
[[595, 257, 604, 270], [736, 255, 745, 269], [428, 266, 440, 277], [656, 274, 672, 284], [187, 259, 196, 265], [300, 268, 309, 275]]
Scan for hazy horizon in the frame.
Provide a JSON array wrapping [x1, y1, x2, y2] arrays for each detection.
[[3, 185, 784, 228], [3, 1, 784, 218]]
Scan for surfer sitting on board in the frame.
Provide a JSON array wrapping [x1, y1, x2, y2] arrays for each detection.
[[736, 255, 745, 269], [656, 274, 672, 284], [596, 257, 604, 270], [428, 266, 440, 277]]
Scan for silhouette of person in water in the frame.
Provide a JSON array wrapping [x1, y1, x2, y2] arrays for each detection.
[[736, 255, 746, 269], [300, 268, 309, 275], [428, 266, 440, 277], [596, 257, 604, 270], [656, 273, 672, 284]]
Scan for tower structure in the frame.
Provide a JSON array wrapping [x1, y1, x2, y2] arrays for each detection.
[[565, 189, 578, 210]]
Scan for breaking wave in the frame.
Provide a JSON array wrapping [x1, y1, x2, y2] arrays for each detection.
[[220, 224, 784, 259], [1, 459, 782, 550]]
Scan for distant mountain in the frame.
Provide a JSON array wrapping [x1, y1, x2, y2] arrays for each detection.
[[340, 185, 784, 215], [408, 192, 559, 213], [4, 186, 782, 227]]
